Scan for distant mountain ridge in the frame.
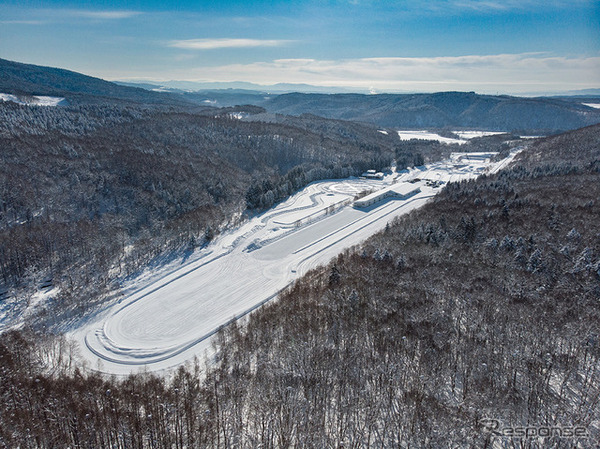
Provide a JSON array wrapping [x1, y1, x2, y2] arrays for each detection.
[[261, 92, 600, 133], [0, 58, 193, 106], [2, 58, 599, 132], [115, 79, 364, 94]]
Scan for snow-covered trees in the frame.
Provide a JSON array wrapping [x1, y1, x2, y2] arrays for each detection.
[[1, 124, 598, 448], [0, 101, 399, 327]]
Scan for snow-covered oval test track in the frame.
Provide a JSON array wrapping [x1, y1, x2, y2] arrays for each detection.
[[72, 151, 519, 374]]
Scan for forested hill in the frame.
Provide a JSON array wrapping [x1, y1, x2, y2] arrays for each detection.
[[0, 58, 193, 106], [3, 57, 599, 134], [0, 100, 411, 329], [263, 91, 600, 133], [200, 124, 599, 446], [0, 121, 597, 447]]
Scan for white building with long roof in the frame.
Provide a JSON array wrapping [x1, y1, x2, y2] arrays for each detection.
[[354, 183, 421, 208]]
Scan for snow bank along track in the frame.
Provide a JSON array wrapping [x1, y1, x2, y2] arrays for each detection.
[[73, 151, 519, 374]]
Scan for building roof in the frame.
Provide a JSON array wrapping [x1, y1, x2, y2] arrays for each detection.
[[354, 183, 421, 207]]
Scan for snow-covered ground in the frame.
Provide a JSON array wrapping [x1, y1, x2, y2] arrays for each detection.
[[397, 130, 509, 145], [71, 150, 521, 375], [582, 103, 600, 109], [228, 112, 249, 120], [0, 93, 66, 106], [397, 130, 467, 145], [453, 131, 505, 139]]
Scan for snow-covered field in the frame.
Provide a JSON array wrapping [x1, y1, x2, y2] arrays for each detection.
[[582, 103, 600, 109], [71, 150, 520, 374], [0, 93, 66, 106], [397, 130, 508, 145], [397, 130, 467, 144], [453, 131, 505, 139]]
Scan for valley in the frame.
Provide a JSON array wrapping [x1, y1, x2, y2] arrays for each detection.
[[74, 150, 518, 374], [0, 53, 598, 447]]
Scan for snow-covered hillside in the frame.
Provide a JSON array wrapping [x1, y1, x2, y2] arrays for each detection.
[[72, 150, 521, 374], [398, 130, 467, 144], [0, 93, 66, 106], [397, 130, 506, 145]]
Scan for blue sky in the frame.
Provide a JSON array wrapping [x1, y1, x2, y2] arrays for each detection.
[[1, 0, 598, 93]]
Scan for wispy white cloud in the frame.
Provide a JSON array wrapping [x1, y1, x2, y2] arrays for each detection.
[[448, 0, 593, 12], [0, 7, 142, 26], [153, 53, 599, 94], [450, 0, 516, 12], [66, 10, 142, 20], [167, 38, 294, 50], [0, 20, 45, 25]]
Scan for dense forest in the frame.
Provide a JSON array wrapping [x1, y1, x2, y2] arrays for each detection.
[[1, 124, 597, 448], [1, 100, 452, 329], [1, 57, 598, 448]]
